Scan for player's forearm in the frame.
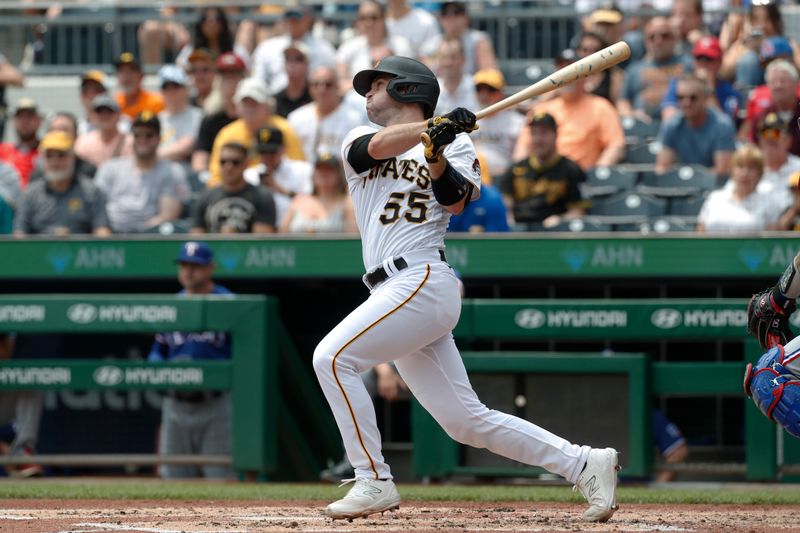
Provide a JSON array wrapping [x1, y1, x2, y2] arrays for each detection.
[[369, 122, 428, 160]]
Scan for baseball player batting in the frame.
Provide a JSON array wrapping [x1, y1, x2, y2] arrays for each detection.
[[313, 56, 620, 522]]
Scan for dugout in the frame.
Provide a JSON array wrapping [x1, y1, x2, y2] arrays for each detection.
[[0, 233, 794, 481]]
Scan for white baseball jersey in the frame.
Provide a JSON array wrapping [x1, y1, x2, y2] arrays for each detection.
[[289, 103, 367, 162], [341, 125, 482, 271]]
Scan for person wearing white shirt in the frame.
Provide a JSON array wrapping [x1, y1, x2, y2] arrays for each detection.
[[470, 69, 524, 177], [287, 65, 367, 161], [433, 37, 479, 116], [753, 112, 800, 214], [336, 1, 413, 94], [698, 144, 785, 233], [251, 5, 336, 95], [385, 0, 441, 59], [420, 1, 497, 75], [243, 125, 313, 227]]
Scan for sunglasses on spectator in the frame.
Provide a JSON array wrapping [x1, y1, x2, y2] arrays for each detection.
[[695, 55, 717, 62], [44, 151, 69, 159], [759, 128, 784, 141], [475, 84, 500, 93], [311, 80, 336, 88], [220, 158, 244, 167], [358, 14, 380, 21], [677, 93, 700, 102], [133, 132, 158, 140], [647, 32, 673, 41]]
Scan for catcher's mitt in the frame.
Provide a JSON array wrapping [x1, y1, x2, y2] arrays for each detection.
[[747, 288, 797, 350]]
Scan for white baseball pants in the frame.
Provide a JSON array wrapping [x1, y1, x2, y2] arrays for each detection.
[[313, 253, 590, 483]]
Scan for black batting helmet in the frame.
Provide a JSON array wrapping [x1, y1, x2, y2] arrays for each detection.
[[353, 56, 440, 118]]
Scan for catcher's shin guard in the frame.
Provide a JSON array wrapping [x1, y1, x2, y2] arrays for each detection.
[[744, 345, 800, 439]]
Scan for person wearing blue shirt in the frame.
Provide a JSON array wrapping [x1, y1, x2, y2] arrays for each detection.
[[148, 241, 233, 479], [448, 182, 509, 232], [661, 36, 742, 124], [655, 74, 737, 178]]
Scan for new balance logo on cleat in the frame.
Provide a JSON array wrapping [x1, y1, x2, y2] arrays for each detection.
[[583, 475, 599, 497]]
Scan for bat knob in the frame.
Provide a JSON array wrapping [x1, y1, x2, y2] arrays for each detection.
[[420, 131, 432, 148]]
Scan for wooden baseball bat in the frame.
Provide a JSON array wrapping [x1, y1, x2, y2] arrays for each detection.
[[420, 41, 631, 149]]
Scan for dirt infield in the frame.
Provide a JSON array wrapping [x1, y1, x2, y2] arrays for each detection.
[[0, 499, 798, 533]]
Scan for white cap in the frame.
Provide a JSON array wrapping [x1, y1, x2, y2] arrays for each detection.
[[234, 77, 272, 105]]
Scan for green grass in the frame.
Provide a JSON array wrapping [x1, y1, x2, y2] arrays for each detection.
[[1, 480, 800, 505]]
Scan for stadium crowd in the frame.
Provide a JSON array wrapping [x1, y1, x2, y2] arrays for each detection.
[[1, 0, 800, 237]]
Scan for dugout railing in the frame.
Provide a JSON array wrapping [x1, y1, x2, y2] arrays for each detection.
[[0, 294, 341, 478], [411, 299, 780, 481]]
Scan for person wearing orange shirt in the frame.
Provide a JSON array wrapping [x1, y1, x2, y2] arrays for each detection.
[[512, 49, 625, 171], [206, 77, 304, 187], [114, 52, 164, 121]]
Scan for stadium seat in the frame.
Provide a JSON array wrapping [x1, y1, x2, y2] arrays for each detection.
[[621, 115, 660, 143], [668, 193, 708, 217], [624, 140, 661, 165], [141, 220, 192, 234], [502, 62, 556, 91], [539, 218, 612, 232], [587, 191, 667, 225], [583, 166, 638, 198], [616, 216, 697, 233], [637, 165, 717, 197]]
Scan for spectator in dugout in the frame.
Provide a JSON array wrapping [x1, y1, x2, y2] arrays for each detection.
[[274, 41, 312, 118], [745, 60, 800, 156], [420, 1, 497, 75], [0, 97, 41, 189], [94, 112, 189, 233], [149, 241, 233, 480], [697, 144, 786, 233], [513, 49, 625, 171], [287, 65, 366, 161], [251, 2, 336, 96], [655, 74, 736, 178], [243, 125, 313, 226], [433, 37, 479, 116], [14, 131, 110, 236], [206, 77, 304, 187], [74, 94, 133, 169], [191, 52, 247, 176], [114, 52, 164, 121], [156, 65, 202, 169], [280, 152, 355, 234], [500, 112, 587, 231], [192, 142, 276, 234], [661, 36, 742, 124], [469, 68, 524, 178], [617, 16, 693, 123]]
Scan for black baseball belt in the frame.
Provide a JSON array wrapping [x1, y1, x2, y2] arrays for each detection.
[[365, 250, 447, 289]]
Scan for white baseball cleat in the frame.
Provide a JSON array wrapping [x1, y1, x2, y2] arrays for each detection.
[[574, 447, 620, 522], [325, 477, 401, 520]]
